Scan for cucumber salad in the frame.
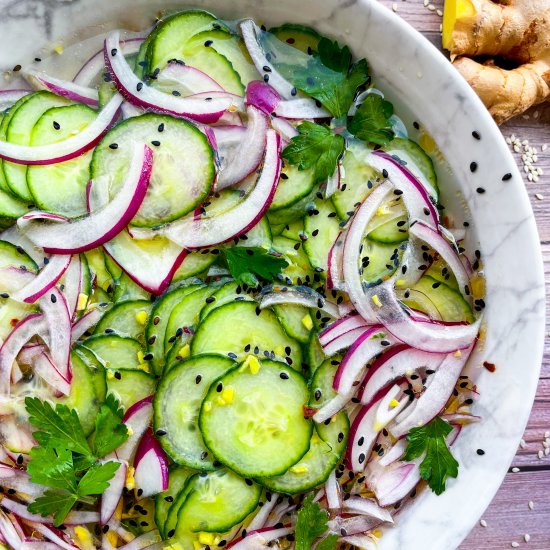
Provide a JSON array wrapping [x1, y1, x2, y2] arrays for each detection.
[[0, 9, 485, 550]]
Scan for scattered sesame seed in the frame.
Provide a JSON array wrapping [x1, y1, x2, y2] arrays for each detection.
[[524, 534, 530, 542], [537, 450, 544, 459], [480, 519, 487, 527], [512, 467, 520, 473], [511, 543, 519, 548], [535, 193, 544, 200], [528, 500, 534, 510]]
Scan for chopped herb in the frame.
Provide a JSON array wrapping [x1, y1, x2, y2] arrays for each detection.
[[223, 247, 288, 287], [403, 416, 459, 495], [295, 494, 337, 550], [282, 121, 344, 184], [347, 94, 395, 146], [291, 37, 369, 118]]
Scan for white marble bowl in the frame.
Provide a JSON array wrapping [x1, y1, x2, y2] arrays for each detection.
[[0, 0, 545, 548]]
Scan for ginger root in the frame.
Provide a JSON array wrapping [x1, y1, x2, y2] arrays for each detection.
[[442, 0, 550, 124]]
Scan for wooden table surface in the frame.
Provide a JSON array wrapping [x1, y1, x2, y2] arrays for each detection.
[[376, 1, 550, 548]]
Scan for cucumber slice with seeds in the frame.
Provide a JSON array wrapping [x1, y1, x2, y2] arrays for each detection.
[[199, 360, 312, 477], [199, 281, 254, 321], [272, 303, 312, 344], [27, 104, 95, 217], [4, 91, 71, 200], [269, 164, 316, 211], [105, 369, 156, 411], [0, 240, 38, 272], [154, 354, 236, 470], [83, 334, 146, 372], [91, 114, 215, 228], [361, 239, 406, 286], [94, 300, 152, 341], [268, 23, 322, 54], [191, 301, 302, 368], [271, 235, 314, 285], [303, 199, 340, 274]]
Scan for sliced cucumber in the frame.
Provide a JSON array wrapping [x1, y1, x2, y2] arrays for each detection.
[[155, 466, 195, 537], [366, 196, 409, 244], [401, 276, 474, 323], [173, 252, 217, 282], [4, 92, 71, 200], [280, 218, 304, 241], [154, 354, 236, 470], [106, 369, 156, 411], [0, 299, 36, 340], [103, 252, 151, 302], [175, 469, 261, 535], [191, 301, 302, 368], [269, 164, 316, 211], [271, 235, 314, 285], [361, 239, 406, 287], [199, 281, 254, 320], [164, 286, 216, 352], [199, 360, 312, 477], [425, 256, 459, 290], [267, 188, 317, 226], [57, 348, 106, 435], [259, 411, 348, 494], [382, 137, 439, 196], [91, 114, 215, 227], [237, 216, 272, 249], [0, 188, 28, 227], [27, 104, 95, 217], [146, 284, 205, 374], [84, 248, 114, 293], [186, 30, 259, 86], [94, 300, 152, 342], [303, 199, 340, 274], [309, 357, 340, 408], [272, 303, 312, 344], [0, 240, 38, 272], [332, 141, 380, 220], [268, 23, 322, 54], [83, 334, 147, 372], [307, 333, 325, 373]]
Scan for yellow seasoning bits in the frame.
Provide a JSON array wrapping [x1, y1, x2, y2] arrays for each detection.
[[135, 310, 148, 325], [301, 314, 313, 330], [372, 294, 383, 308], [241, 354, 261, 374], [125, 466, 135, 490], [76, 293, 88, 311], [290, 464, 309, 474], [178, 344, 191, 359]]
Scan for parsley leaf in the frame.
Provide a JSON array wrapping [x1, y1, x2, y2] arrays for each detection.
[[347, 94, 395, 146], [27, 446, 78, 493], [25, 397, 92, 458], [292, 38, 369, 118], [316, 535, 339, 550], [403, 417, 459, 495], [89, 394, 128, 458], [77, 461, 122, 496], [295, 494, 332, 550], [282, 122, 345, 184], [224, 247, 288, 287], [28, 490, 78, 526]]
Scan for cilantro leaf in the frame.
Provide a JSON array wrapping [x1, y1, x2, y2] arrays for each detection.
[[282, 122, 345, 184], [347, 94, 395, 146], [403, 417, 459, 495], [291, 38, 369, 118], [27, 446, 78, 493], [77, 461, 121, 496], [224, 247, 288, 287], [89, 394, 128, 458], [316, 534, 339, 550], [25, 397, 92, 458], [295, 494, 331, 550], [28, 490, 78, 527]]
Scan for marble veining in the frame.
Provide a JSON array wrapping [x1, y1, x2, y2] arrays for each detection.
[[0, 0, 544, 548]]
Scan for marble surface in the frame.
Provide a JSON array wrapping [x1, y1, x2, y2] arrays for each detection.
[[0, 0, 545, 548]]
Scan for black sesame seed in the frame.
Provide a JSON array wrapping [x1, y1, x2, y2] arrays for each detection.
[[196, 375, 202, 384], [136, 82, 143, 92], [204, 40, 213, 47], [151, 140, 161, 146], [0, 293, 9, 299], [109, 143, 119, 150], [472, 131, 481, 140], [158, 123, 165, 132], [245, 478, 253, 486], [53, 120, 60, 130], [477, 449, 485, 456], [280, 372, 289, 380], [167, 529, 175, 538], [413, 121, 420, 130], [228, 352, 238, 360], [358, 436, 365, 446], [337, 432, 344, 443], [502, 173, 512, 181], [155, 429, 167, 436], [216, 383, 223, 392], [358, 453, 366, 464], [50, 293, 57, 303], [111, 48, 118, 56], [476, 187, 486, 194], [164, 495, 174, 502], [205, 296, 215, 304], [137, 488, 143, 496], [114, 371, 121, 380], [263, 74, 270, 83], [172, 90, 181, 96], [470, 162, 478, 173]]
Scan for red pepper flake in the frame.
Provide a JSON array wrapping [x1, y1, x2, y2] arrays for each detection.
[[303, 406, 317, 418], [9, 318, 19, 327], [483, 361, 496, 373]]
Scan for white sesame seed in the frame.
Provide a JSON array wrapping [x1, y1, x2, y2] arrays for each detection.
[[514, 145, 521, 153], [524, 534, 530, 542], [538, 449, 544, 458], [437, 9, 443, 16], [392, 2, 398, 11], [512, 467, 520, 473], [543, 441, 549, 448], [524, 165, 530, 173], [424, 0, 429, 5], [545, 431, 550, 438], [520, 439, 527, 448], [480, 519, 488, 527], [528, 500, 535, 510], [511, 543, 519, 548], [523, 114, 530, 120], [522, 140, 529, 146], [542, 144, 548, 152], [533, 174, 540, 183], [545, 447, 549, 456], [533, 111, 539, 119], [533, 155, 538, 162], [428, 4, 436, 11], [537, 168, 544, 176]]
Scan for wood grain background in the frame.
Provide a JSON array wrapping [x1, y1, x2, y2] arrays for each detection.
[[376, 1, 550, 548]]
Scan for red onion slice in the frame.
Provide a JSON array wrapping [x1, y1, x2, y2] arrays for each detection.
[[342, 497, 394, 523], [0, 314, 45, 395], [117, 396, 153, 462], [328, 515, 379, 537], [358, 345, 445, 406], [409, 220, 472, 303], [327, 230, 346, 291], [270, 117, 299, 142], [324, 163, 341, 199], [26, 523, 80, 550], [325, 470, 342, 511], [0, 93, 122, 165], [20, 144, 153, 253], [246, 493, 280, 531], [274, 98, 329, 119], [215, 106, 268, 190], [0, 465, 47, 497], [101, 459, 127, 525], [333, 326, 395, 397], [34, 352, 71, 395], [71, 308, 103, 342], [73, 37, 144, 86], [133, 429, 169, 497], [9, 254, 71, 303], [105, 31, 242, 124], [319, 315, 371, 347], [0, 510, 22, 549], [61, 255, 82, 319], [0, 89, 31, 111], [341, 535, 377, 550], [39, 287, 71, 380], [131, 130, 281, 249], [24, 69, 99, 106], [226, 526, 293, 549], [246, 80, 280, 115], [21, 542, 61, 550], [367, 458, 421, 507], [377, 438, 408, 467], [157, 63, 225, 95], [390, 345, 474, 438], [260, 285, 339, 318], [313, 393, 350, 424], [321, 326, 371, 357], [116, 531, 162, 550]]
